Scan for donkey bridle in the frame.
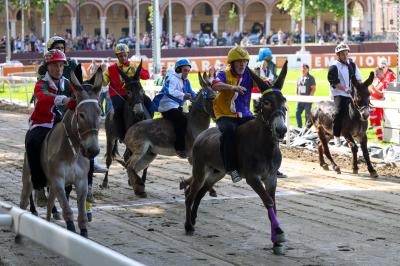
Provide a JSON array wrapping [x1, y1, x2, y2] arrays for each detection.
[[63, 99, 99, 157]]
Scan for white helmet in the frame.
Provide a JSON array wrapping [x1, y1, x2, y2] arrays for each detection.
[[335, 42, 350, 54]]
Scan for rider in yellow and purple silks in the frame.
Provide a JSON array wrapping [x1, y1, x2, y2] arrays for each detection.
[[211, 46, 255, 183]]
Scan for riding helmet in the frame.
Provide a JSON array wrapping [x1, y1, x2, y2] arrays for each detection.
[[175, 58, 192, 72], [114, 43, 129, 54], [46, 36, 66, 51], [227, 46, 250, 64], [44, 49, 67, 64], [335, 42, 350, 54]]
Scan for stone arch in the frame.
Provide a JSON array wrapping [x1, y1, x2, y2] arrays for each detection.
[[244, 0, 268, 16], [104, 1, 132, 18], [161, 2, 187, 34], [189, 0, 218, 16], [217, 0, 243, 16], [78, 2, 103, 37], [79, 1, 104, 17], [244, 1, 268, 34], [190, 2, 215, 34], [161, 1, 190, 16]]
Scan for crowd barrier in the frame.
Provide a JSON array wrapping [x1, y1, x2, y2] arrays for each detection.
[[0, 201, 145, 266]]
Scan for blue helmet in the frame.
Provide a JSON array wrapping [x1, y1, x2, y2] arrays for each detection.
[[175, 58, 191, 72], [257, 48, 273, 62]]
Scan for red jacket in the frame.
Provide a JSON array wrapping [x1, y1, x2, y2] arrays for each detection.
[[105, 62, 149, 97], [29, 74, 73, 129]]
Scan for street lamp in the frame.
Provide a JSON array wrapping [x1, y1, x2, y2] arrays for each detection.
[[5, 0, 11, 62], [300, 0, 305, 52], [344, 0, 348, 42]]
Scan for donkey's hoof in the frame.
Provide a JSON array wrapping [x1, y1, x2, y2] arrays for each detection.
[[208, 188, 217, 197], [31, 211, 39, 216], [333, 166, 341, 174], [87, 212, 92, 222], [100, 182, 109, 189], [128, 179, 132, 186], [66, 221, 76, 233], [275, 232, 286, 244], [52, 211, 61, 221], [185, 223, 195, 235], [135, 190, 147, 198], [15, 235, 22, 244], [80, 229, 88, 238], [272, 243, 284, 255], [370, 170, 378, 178], [321, 164, 329, 171], [353, 169, 359, 174]]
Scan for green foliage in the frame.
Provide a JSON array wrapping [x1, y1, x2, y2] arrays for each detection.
[[278, 0, 345, 21], [148, 5, 153, 26], [228, 4, 237, 20]]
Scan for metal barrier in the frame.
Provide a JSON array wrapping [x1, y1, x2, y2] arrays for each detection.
[[0, 201, 145, 266], [0, 75, 36, 106]]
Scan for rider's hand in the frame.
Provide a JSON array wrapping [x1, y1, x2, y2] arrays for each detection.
[[184, 93, 192, 100], [62, 97, 71, 105], [345, 88, 352, 94], [232, 85, 247, 95]]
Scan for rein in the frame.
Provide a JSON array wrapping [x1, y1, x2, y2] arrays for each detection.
[[63, 99, 99, 157]]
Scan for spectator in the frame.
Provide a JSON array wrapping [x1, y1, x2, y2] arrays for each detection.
[[368, 67, 387, 140], [295, 64, 316, 128], [155, 66, 167, 86], [99, 57, 113, 117]]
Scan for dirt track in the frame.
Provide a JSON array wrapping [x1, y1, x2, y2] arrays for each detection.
[[0, 109, 399, 266]]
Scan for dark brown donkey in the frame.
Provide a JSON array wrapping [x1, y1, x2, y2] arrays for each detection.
[[102, 60, 151, 188], [123, 72, 216, 197], [184, 62, 288, 255], [304, 71, 378, 177]]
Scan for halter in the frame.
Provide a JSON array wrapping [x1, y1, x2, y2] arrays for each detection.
[[63, 99, 99, 157]]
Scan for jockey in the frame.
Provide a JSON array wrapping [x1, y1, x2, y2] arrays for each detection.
[[152, 58, 196, 158], [328, 42, 363, 147], [25, 49, 75, 206], [103, 43, 152, 142], [211, 46, 254, 182], [255, 47, 277, 84], [38, 36, 77, 80]]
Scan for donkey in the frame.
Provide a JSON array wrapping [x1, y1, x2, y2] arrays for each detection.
[[102, 60, 151, 189], [184, 61, 288, 255], [20, 67, 103, 237], [123, 72, 216, 197], [304, 71, 378, 178]]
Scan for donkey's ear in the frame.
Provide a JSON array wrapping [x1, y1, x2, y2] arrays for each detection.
[[198, 72, 205, 88], [363, 71, 374, 87], [70, 69, 83, 92], [273, 60, 288, 90], [92, 67, 103, 93], [202, 71, 211, 85], [249, 67, 270, 93], [118, 67, 129, 81], [133, 59, 143, 80], [74, 64, 83, 84]]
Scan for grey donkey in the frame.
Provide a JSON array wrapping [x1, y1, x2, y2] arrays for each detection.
[[123, 72, 216, 197], [20, 67, 103, 238], [184, 61, 289, 255]]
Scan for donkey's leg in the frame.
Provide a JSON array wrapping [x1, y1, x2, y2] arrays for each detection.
[[345, 135, 359, 174], [360, 135, 378, 178], [246, 175, 285, 253], [102, 138, 117, 189], [29, 194, 38, 216], [46, 187, 57, 221], [318, 128, 340, 173], [318, 142, 329, 170], [20, 154, 33, 212], [185, 167, 207, 234], [127, 148, 155, 197], [76, 178, 89, 238], [53, 181, 76, 233]]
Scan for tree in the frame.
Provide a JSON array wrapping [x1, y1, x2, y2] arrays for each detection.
[[278, 0, 345, 21]]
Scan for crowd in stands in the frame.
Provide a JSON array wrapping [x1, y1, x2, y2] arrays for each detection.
[[0, 28, 372, 54]]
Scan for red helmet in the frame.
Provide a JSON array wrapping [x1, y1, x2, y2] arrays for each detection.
[[44, 49, 67, 64]]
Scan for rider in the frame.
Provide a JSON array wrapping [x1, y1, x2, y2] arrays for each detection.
[[26, 49, 75, 206], [152, 59, 196, 158], [328, 42, 363, 147], [37, 36, 77, 80], [103, 43, 152, 142], [256, 47, 277, 83], [211, 46, 254, 183]]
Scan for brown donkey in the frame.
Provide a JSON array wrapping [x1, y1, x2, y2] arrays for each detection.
[[20, 67, 103, 237], [304, 71, 377, 177], [184, 62, 288, 255]]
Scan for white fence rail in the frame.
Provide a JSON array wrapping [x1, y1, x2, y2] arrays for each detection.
[[0, 201, 145, 266]]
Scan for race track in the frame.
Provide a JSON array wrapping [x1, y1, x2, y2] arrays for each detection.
[[0, 110, 399, 266]]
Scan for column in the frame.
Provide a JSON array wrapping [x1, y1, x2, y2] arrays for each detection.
[[317, 14, 321, 32], [10, 19, 16, 39], [71, 17, 77, 39], [213, 14, 219, 34], [290, 17, 296, 33], [160, 16, 163, 34], [128, 16, 133, 38], [338, 18, 344, 33], [239, 14, 244, 32], [265, 12, 272, 37], [100, 16, 107, 40], [185, 15, 192, 36]]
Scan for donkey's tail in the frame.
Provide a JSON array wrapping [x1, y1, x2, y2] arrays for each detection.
[[300, 114, 315, 137]]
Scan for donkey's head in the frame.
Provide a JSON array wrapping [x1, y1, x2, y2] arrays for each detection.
[[70, 64, 102, 159], [351, 71, 374, 121], [118, 59, 145, 116], [191, 72, 216, 119], [250, 60, 288, 140]]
